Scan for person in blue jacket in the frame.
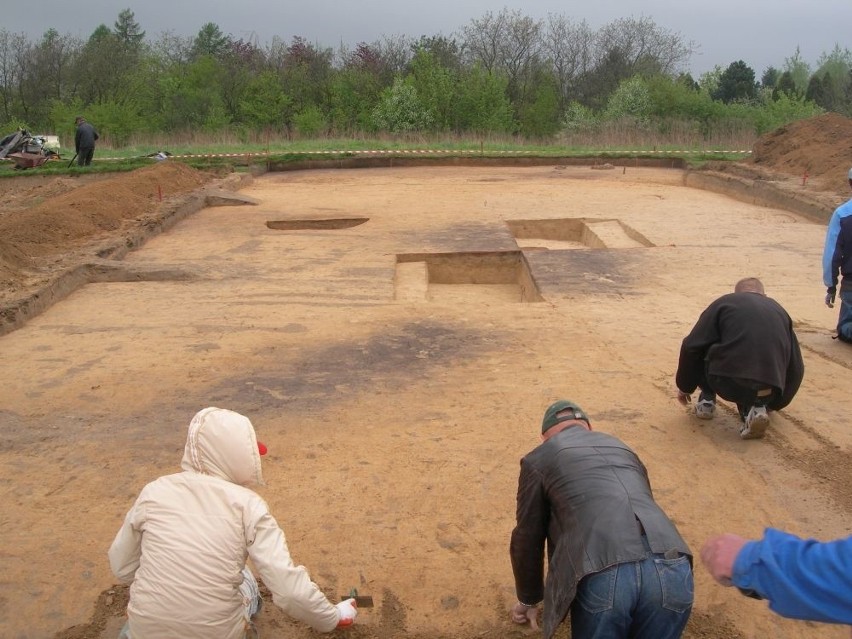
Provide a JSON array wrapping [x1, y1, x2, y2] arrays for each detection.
[[701, 529, 852, 624], [823, 167, 852, 343]]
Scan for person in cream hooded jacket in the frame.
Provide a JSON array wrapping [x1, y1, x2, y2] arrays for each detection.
[[108, 407, 356, 638]]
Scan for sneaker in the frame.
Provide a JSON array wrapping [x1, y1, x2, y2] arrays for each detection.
[[694, 398, 716, 420], [740, 406, 769, 439]]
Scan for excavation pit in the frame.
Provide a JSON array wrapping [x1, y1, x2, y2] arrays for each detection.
[[266, 217, 369, 230], [394, 251, 542, 303], [506, 218, 654, 250]]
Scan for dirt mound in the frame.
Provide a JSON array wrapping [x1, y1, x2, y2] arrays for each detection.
[[749, 112, 852, 193], [0, 162, 211, 258], [0, 162, 217, 298]]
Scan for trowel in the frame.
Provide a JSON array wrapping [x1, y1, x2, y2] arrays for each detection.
[[339, 587, 374, 608]]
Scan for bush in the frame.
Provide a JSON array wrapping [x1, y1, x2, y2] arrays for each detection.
[[372, 78, 434, 133], [561, 101, 599, 133], [293, 106, 328, 137]]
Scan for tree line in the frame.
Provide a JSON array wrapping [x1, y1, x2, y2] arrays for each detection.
[[1, 8, 849, 145]]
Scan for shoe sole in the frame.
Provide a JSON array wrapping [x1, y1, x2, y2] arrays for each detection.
[[740, 412, 770, 439]]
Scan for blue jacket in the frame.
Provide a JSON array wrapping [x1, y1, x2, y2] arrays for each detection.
[[732, 528, 852, 624], [822, 198, 852, 292]]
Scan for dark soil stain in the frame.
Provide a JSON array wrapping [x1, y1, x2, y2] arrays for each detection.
[[208, 320, 500, 415], [409, 221, 519, 253]]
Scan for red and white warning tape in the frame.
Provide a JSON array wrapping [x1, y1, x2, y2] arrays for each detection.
[[91, 148, 751, 161], [1, 149, 750, 163]]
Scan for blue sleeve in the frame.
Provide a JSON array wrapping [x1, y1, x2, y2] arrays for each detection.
[[823, 209, 841, 287], [732, 528, 852, 624]]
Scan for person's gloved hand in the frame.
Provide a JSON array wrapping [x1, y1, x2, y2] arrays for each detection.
[[511, 601, 539, 630], [826, 286, 836, 308], [335, 598, 357, 628]]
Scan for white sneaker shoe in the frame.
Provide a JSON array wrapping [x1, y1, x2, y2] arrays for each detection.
[[694, 399, 716, 420], [740, 406, 770, 439]]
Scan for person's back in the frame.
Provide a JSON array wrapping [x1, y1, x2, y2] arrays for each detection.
[[676, 278, 804, 438], [109, 408, 351, 639], [522, 427, 686, 562], [697, 291, 795, 388], [74, 116, 99, 166], [117, 472, 264, 637], [511, 402, 692, 639]]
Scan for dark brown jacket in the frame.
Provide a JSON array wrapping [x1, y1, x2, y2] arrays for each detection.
[[676, 291, 804, 410], [510, 426, 691, 639]]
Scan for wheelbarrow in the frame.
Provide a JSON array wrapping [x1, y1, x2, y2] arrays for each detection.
[[7, 151, 49, 169]]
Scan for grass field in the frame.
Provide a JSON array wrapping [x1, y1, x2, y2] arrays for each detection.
[[1, 131, 753, 179]]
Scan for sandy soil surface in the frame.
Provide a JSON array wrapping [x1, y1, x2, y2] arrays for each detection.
[[1, 115, 851, 639]]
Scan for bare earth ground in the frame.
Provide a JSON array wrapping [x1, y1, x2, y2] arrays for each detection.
[[1, 114, 851, 639]]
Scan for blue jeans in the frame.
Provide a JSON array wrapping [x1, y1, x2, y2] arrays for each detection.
[[837, 289, 852, 342], [570, 537, 693, 639]]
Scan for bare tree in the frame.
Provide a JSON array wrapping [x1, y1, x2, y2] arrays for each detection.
[[460, 10, 506, 73], [568, 15, 696, 108], [0, 29, 22, 122], [460, 8, 542, 108], [372, 34, 413, 79], [150, 30, 194, 68], [10, 32, 36, 122], [594, 16, 694, 77], [33, 28, 81, 102], [500, 10, 541, 96], [541, 14, 594, 109]]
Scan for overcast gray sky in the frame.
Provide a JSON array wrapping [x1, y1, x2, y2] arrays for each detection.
[[5, 0, 851, 77]]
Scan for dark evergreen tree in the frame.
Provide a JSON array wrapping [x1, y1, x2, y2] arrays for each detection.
[[712, 60, 758, 103]]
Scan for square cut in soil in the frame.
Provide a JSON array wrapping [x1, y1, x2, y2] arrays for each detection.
[[394, 251, 542, 303], [506, 218, 653, 250]]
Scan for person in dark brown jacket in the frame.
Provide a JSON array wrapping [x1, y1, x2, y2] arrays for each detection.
[[675, 277, 804, 440], [510, 401, 693, 639]]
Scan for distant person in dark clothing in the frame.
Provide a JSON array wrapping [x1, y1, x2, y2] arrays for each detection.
[[74, 116, 99, 166], [675, 277, 804, 440]]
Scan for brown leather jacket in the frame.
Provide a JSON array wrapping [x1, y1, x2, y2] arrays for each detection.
[[510, 425, 692, 639]]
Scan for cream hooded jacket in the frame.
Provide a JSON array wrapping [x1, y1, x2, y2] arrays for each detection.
[[108, 407, 340, 638]]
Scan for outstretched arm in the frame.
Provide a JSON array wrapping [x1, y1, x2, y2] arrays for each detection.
[[703, 529, 852, 624], [247, 508, 345, 632]]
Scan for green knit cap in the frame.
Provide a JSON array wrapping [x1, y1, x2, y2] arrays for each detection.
[[541, 400, 590, 433]]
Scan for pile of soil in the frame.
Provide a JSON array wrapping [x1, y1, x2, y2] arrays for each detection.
[[749, 112, 852, 194], [0, 162, 217, 301]]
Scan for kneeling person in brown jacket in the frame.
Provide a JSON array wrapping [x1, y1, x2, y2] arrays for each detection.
[[510, 401, 693, 639]]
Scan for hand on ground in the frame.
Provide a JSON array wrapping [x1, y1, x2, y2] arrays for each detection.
[[511, 602, 539, 630]]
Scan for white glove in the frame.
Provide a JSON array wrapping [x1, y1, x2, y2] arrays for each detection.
[[335, 598, 358, 628]]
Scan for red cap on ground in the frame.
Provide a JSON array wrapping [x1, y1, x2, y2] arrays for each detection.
[[257, 442, 268, 456]]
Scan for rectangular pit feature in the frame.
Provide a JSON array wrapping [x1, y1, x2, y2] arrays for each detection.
[[395, 251, 542, 303], [506, 218, 653, 250]]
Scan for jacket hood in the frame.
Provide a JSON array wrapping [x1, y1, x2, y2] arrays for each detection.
[[180, 407, 264, 486]]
